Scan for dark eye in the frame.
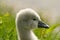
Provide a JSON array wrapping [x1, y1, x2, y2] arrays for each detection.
[[33, 19, 36, 20]]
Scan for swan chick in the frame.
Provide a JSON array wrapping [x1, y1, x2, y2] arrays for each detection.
[[16, 8, 49, 40]]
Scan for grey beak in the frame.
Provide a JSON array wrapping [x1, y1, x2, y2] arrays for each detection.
[[38, 21, 49, 28]]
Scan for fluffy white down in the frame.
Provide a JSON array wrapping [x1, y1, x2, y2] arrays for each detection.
[[16, 8, 41, 40]]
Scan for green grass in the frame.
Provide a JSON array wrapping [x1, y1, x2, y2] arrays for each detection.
[[0, 14, 18, 40], [0, 4, 60, 40]]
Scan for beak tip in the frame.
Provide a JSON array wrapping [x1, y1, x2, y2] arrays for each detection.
[[44, 25, 49, 28], [38, 21, 49, 28]]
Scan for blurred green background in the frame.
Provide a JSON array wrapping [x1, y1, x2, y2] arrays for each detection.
[[0, 0, 60, 40]]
